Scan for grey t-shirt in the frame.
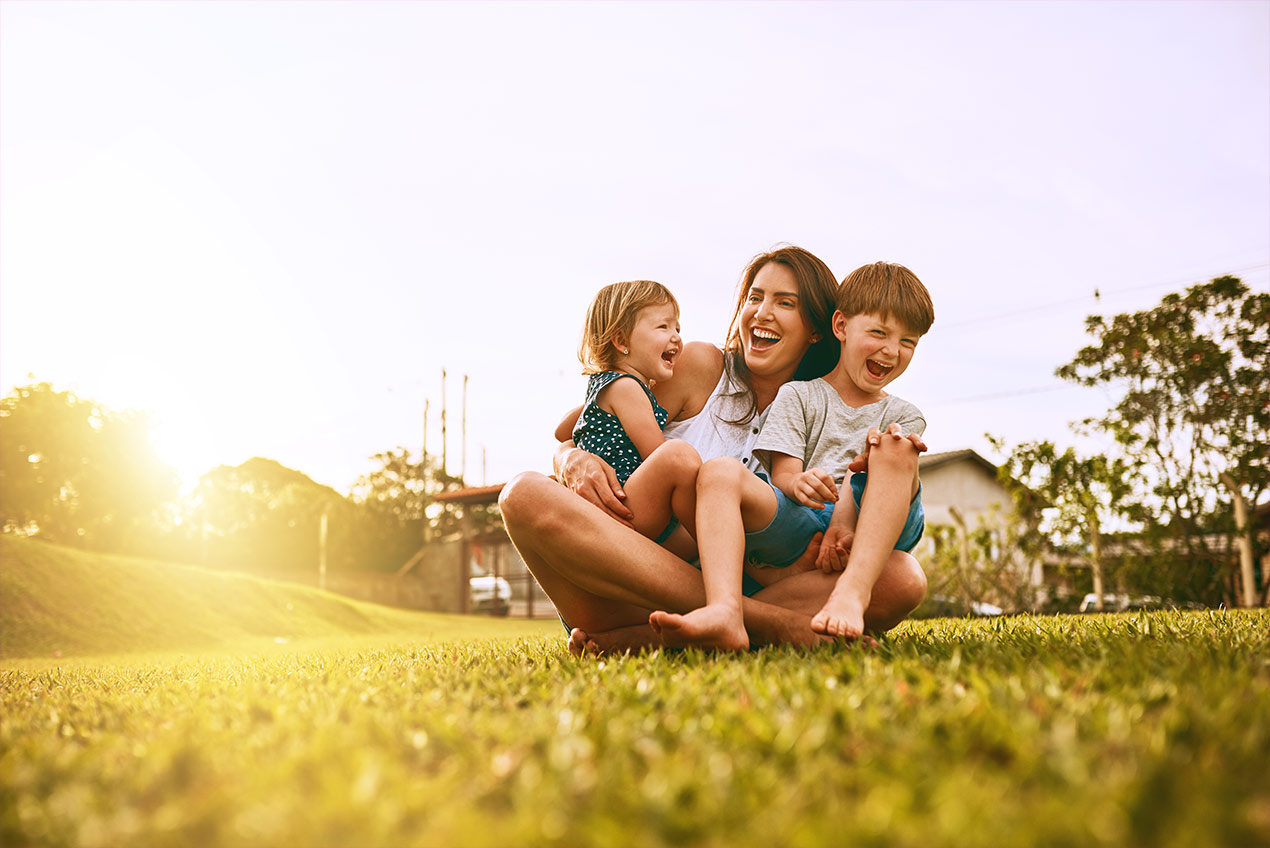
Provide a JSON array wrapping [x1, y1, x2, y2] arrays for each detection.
[[752, 378, 925, 483]]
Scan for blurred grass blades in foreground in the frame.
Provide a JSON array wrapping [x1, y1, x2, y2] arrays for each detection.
[[1, 538, 1268, 847]]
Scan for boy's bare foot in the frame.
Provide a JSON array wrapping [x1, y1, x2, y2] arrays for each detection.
[[649, 605, 750, 652], [567, 624, 660, 656], [810, 585, 869, 640]]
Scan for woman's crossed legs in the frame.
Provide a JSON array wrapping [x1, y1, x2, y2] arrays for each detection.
[[498, 471, 926, 654]]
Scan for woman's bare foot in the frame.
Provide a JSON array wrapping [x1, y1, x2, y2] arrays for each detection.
[[810, 583, 869, 640], [567, 628, 599, 656], [567, 624, 661, 656], [649, 605, 749, 651]]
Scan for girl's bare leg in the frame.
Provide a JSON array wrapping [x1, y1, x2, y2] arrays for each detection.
[[649, 457, 778, 652], [621, 439, 701, 546]]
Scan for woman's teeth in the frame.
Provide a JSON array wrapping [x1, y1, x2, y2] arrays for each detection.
[[751, 328, 780, 347]]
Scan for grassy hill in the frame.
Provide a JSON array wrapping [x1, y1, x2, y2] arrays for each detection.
[[0, 536, 552, 661]]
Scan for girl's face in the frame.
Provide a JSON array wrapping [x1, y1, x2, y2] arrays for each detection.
[[614, 301, 682, 385], [739, 262, 817, 379]]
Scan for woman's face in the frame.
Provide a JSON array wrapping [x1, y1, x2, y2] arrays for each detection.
[[739, 262, 818, 379]]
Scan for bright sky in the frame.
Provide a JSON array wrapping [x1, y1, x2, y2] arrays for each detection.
[[2, 1, 1267, 494]]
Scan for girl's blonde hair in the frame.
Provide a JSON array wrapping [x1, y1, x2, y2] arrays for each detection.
[[579, 280, 679, 374]]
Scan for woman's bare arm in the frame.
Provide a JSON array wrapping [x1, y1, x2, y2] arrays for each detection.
[[553, 440, 634, 525]]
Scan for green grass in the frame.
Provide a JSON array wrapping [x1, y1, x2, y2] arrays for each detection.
[[2, 539, 1268, 846], [0, 537, 553, 661]]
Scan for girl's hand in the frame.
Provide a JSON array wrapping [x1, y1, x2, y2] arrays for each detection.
[[847, 424, 928, 473], [557, 447, 634, 526], [816, 525, 852, 572], [793, 468, 838, 509]]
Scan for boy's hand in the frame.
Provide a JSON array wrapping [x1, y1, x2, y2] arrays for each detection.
[[792, 468, 838, 509], [847, 424, 928, 473], [816, 524, 853, 572]]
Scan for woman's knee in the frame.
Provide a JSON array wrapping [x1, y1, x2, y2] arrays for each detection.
[[499, 472, 562, 533], [892, 551, 928, 611]]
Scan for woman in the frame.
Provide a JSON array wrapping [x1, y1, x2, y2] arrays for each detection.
[[499, 246, 928, 652]]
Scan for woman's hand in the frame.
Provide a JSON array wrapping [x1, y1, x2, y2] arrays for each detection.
[[555, 445, 635, 526]]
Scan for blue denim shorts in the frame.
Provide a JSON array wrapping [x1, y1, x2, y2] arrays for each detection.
[[744, 472, 924, 569]]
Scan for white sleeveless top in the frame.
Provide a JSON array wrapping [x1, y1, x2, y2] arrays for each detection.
[[662, 369, 769, 474]]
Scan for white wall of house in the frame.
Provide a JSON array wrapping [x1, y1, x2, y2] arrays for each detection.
[[911, 451, 1044, 590], [920, 462, 1011, 528]]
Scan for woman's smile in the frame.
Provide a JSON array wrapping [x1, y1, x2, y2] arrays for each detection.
[[741, 263, 813, 374]]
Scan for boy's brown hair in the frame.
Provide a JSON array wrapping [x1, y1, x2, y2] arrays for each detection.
[[837, 262, 934, 334], [578, 280, 679, 374]]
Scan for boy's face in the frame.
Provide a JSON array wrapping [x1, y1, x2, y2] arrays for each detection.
[[832, 310, 921, 397]]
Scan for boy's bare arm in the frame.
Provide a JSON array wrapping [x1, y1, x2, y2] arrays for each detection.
[[770, 454, 838, 509]]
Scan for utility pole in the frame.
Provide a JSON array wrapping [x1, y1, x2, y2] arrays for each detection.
[[318, 509, 329, 591], [461, 374, 469, 484], [422, 398, 430, 544], [441, 369, 448, 480]]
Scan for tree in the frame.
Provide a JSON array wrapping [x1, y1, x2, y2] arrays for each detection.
[[0, 382, 177, 553], [1056, 276, 1269, 605], [994, 439, 1136, 609], [922, 502, 1044, 614], [349, 447, 499, 557], [189, 457, 354, 576]]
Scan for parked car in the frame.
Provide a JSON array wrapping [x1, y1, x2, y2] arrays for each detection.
[[1078, 593, 1163, 613], [913, 594, 1005, 619], [469, 566, 512, 616]]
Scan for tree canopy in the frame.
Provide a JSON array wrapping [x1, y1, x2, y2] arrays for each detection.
[[999, 276, 1268, 604], [0, 382, 177, 553]]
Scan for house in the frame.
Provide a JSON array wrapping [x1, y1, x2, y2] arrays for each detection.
[[395, 483, 556, 617], [911, 448, 1046, 605], [917, 449, 1015, 532]]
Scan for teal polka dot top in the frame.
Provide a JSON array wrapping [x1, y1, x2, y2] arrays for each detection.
[[572, 371, 669, 485]]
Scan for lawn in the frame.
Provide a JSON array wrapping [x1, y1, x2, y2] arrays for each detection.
[[2, 539, 1268, 846]]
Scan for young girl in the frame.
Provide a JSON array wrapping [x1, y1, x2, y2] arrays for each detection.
[[570, 280, 702, 559]]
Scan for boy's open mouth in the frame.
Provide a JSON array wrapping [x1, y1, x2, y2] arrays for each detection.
[[866, 359, 893, 379], [661, 350, 677, 366], [750, 327, 780, 351]]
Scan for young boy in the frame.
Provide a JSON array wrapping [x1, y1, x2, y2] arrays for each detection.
[[650, 261, 933, 650]]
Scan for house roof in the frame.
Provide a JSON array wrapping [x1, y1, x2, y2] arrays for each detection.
[[918, 448, 1000, 477]]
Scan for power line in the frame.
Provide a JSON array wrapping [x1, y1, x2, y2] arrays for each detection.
[[931, 383, 1075, 406], [939, 260, 1270, 331]]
